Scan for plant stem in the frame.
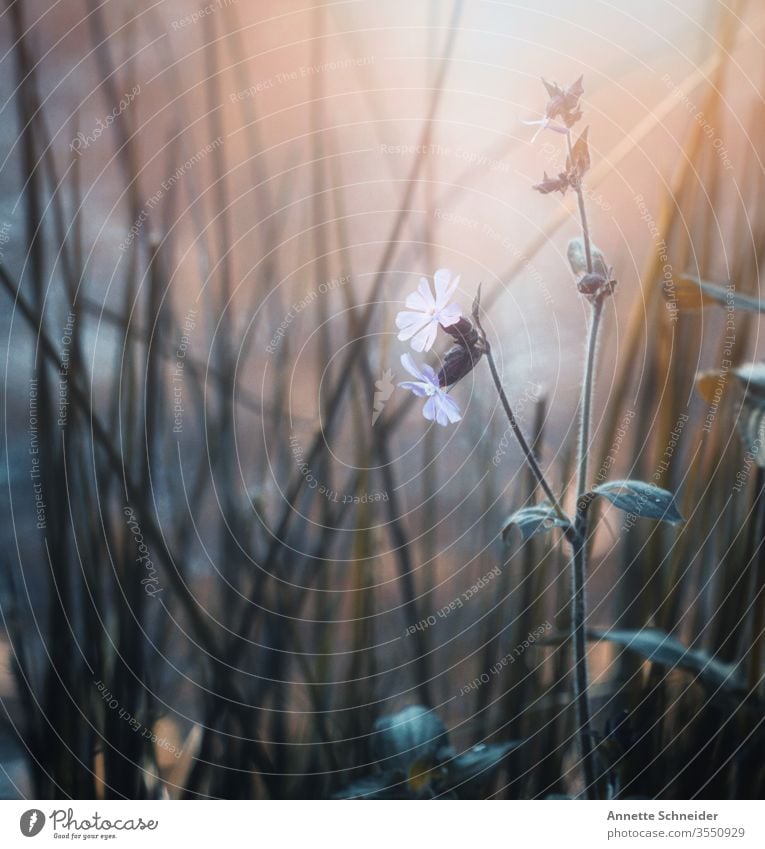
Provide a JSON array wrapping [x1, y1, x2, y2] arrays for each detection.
[[567, 132, 604, 795], [565, 296, 604, 799], [567, 130, 593, 274], [576, 298, 603, 502], [570, 532, 598, 797], [480, 338, 574, 541], [569, 296, 605, 803]]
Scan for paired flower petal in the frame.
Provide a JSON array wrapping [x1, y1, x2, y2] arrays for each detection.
[[396, 269, 462, 352], [395, 311, 439, 352], [398, 354, 461, 427]]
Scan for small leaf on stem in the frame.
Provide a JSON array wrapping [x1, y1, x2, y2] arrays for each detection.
[[591, 479, 684, 524], [567, 237, 608, 278], [569, 126, 590, 179], [502, 503, 570, 543], [588, 628, 745, 697]]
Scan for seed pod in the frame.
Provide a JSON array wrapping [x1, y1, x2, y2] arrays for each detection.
[[437, 342, 483, 388], [443, 316, 480, 349], [577, 271, 617, 299], [577, 272, 607, 296]]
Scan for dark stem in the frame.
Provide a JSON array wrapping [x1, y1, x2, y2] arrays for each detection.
[[567, 130, 593, 274], [571, 534, 598, 797], [479, 335, 574, 541], [569, 295, 605, 800], [576, 298, 603, 500], [576, 187, 593, 273]]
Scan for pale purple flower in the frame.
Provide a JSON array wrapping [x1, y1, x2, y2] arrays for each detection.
[[398, 353, 461, 427], [396, 268, 462, 352], [521, 116, 569, 143]]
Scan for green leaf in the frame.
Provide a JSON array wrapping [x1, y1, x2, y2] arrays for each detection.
[[733, 363, 765, 466], [675, 275, 764, 313], [371, 705, 449, 777], [501, 503, 570, 543], [567, 237, 608, 278], [591, 480, 684, 524], [588, 628, 745, 696], [442, 741, 519, 796], [569, 126, 590, 178]]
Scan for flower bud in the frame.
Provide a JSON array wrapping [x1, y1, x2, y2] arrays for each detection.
[[443, 316, 480, 349], [542, 75, 584, 127], [437, 343, 482, 388], [577, 271, 617, 300]]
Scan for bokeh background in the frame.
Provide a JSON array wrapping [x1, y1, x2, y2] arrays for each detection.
[[1, 0, 764, 799]]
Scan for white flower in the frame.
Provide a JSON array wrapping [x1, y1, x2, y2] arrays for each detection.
[[398, 353, 461, 427], [395, 268, 462, 352]]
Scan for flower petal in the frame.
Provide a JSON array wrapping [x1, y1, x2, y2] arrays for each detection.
[[440, 392, 462, 423], [410, 320, 438, 352], [400, 352, 426, 380], [419, 362, 439, 386], [438, 302, 462, 327], [422, 390, 461, 426], [433, 269, 460, 309], [405, 277, 435, 311], [398, 380, 430, 397], [396, 311, 430, 342]]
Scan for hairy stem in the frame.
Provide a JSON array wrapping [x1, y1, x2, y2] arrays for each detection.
[[567, 131, 593, 274], [576, 298, 603, 501], [567, 131, 604, 795], [480, 338, 573, 540], [570, 533, 598, 797], [570, 296, 605, 799]]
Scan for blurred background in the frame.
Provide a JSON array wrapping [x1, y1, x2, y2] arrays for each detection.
[[0, 0, 764, 799]]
